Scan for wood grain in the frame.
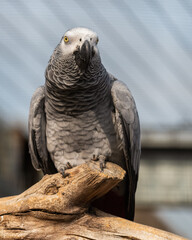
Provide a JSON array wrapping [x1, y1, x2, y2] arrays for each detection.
[[0, 161, 187, 240]]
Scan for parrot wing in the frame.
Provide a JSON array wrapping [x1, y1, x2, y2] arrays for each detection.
[[111, 76, 141, 220], [28, 86, 56, 174]]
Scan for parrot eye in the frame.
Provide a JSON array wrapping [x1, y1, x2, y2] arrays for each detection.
[[96, 38, 99, 44], [64, 36, 69, 43]]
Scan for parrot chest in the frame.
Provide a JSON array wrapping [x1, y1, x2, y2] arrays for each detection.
[[46, 105, 121, 170]]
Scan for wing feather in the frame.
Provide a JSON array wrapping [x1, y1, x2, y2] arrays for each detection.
[[111, 77, 141, 220], [111, 79, 140, 174], [28, 86, 56, 174]]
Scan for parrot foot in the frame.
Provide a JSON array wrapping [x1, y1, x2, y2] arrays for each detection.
[[59, 162, 72, 178], [92, 154, 106, 171]]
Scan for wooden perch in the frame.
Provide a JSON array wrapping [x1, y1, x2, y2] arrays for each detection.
[[0, 161, 187, 240]]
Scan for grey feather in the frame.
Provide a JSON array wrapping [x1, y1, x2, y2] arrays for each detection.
[[28, 86, 56, 174], [28, 27, 141, 220], [111, 78, 141, 175], [111, 77, 141, 219]]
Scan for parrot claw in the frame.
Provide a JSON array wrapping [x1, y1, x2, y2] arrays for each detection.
[[92, 154, 106, 171], [66, 162, 73, 169], [60, 168, 69, 178], [92, 154, 97, 161], [59, 162, 72, 178], [99, 155, 106, 171]]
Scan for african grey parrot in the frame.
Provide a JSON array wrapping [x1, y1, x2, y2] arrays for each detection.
[[28, 27, 140, 220]]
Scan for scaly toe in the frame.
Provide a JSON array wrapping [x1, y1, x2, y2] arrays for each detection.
[[92, 154, 98, 161], [98, 155, 106, 172], [60, 168, 70, 178]]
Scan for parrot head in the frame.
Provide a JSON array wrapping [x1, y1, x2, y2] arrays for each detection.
[[57, 27, 100, 71], [46, 28, 106, 91]]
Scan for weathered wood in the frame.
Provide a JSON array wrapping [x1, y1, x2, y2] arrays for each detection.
[[0, 161, 187, 240]]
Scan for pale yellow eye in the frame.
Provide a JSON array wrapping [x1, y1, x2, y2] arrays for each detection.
[[96, 38, 99, 44], [64, 36, 69, 43]]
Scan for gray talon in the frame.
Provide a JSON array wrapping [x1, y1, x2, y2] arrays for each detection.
[[66, 162, 72, 169], [98, 155, 106, 171], [100, 162, 104, 171], [60, 168, 70, 178], [91, 154, 106, 171], [92, 154, 97, 161]]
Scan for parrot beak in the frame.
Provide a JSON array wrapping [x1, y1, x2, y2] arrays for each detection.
[[74, 40, 92, 70]]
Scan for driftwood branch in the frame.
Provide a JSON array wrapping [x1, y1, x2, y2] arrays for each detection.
[[0, 161, 187, 240]]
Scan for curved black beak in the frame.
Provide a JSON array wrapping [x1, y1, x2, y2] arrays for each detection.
[[74, 40, 92, 70]]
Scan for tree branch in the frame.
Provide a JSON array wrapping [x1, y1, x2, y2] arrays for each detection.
[[0, 161, 187, 240]]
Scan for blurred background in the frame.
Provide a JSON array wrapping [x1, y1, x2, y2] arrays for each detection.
[[0, 0, 192, 238]]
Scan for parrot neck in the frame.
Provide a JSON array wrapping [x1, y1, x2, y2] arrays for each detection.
[[45, 63, 112, 116]]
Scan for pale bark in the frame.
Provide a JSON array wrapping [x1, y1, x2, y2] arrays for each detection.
[[0, 161, 187, 240]]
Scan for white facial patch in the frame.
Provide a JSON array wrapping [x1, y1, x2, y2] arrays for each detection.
[[60, 27, 99, 56]]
